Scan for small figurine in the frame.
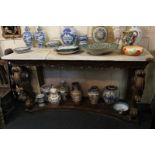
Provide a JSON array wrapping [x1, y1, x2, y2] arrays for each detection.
[[23, 26, 33, 48], [48, 86, 61, 105], [34, 26, 46, 48]]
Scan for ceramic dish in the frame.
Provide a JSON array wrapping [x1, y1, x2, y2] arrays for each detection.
[[14, 47, 31, 54], [92, 27, 107, 43], [86, 43, 118, 55], [56, 45, 79, 51], [57, 50, 79, 55], [46, 40, 62, 48], [113, 102, 129, 114]]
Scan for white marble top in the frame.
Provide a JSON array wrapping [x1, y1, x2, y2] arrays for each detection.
[[1, 48, 154, 62]]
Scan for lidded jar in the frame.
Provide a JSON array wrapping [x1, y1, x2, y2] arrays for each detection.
[[70, 82, 82, 104], [102, 85, 119, 104], [88, 86, 100, 105], [48, 86, 61, 105]]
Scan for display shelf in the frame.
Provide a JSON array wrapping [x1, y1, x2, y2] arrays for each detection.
[[1, 48, 154, 62], [26, 97, 136, 123]]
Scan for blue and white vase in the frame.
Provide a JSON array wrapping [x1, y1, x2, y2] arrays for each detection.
[[34, 26, 46, 48], [102, 85, 119, 104], [79, 35, 88, 46], [23, 26, 33, 48], [61, 26, 77, 45]]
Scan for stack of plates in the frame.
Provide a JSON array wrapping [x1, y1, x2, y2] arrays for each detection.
[[56, 45, 79, 55]]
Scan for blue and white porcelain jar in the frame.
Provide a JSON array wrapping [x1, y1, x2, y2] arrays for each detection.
[[79, 35, 88, 46], [23, 26, 33, 48], [102, 85, 119, 104], [61, 26, 77, 45], [34, 26, 46, 48]]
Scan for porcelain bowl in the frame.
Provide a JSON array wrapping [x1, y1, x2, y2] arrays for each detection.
[[86, 43, 118, 55], [113, 101, 129, 115]]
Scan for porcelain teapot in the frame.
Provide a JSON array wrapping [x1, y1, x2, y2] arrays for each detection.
[[48, 86, 61, 105]]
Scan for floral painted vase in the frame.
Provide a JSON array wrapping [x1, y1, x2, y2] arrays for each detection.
[[23, 26, 33, 48], [102, 85, 119, 104], [122, 26, 142, 46], [129, 26, 142, 45], [34, 26, 46, 48], [61, 26, 77, 45]]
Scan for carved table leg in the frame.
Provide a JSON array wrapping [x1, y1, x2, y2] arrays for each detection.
[[126, 68, 145, 119], [10, 65, 36, 109]]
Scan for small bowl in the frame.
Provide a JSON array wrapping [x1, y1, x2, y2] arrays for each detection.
[[113, 101, 129, 115]]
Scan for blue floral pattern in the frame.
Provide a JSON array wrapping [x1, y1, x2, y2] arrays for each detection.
[[23, 26, 33, 48], [34, 26, 46, 48], [61, 27, 77, 45]]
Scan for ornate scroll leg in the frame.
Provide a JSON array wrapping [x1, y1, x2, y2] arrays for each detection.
[[126, 69, 145, 119], [10, 65, 35, 109]]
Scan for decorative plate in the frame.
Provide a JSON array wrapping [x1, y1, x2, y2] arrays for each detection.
[[92, 27, 107, 43], [14, 47, 31, 54]]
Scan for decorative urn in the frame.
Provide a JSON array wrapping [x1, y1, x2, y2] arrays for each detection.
[[48, 86, 61, 105], [23, 26, 33, 48], [102, 85, 119, 104], [70, 82, 82, 104], [34, 26, 46, 48], [61, 26, 77, 45], [88, 86, 100, 105]]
